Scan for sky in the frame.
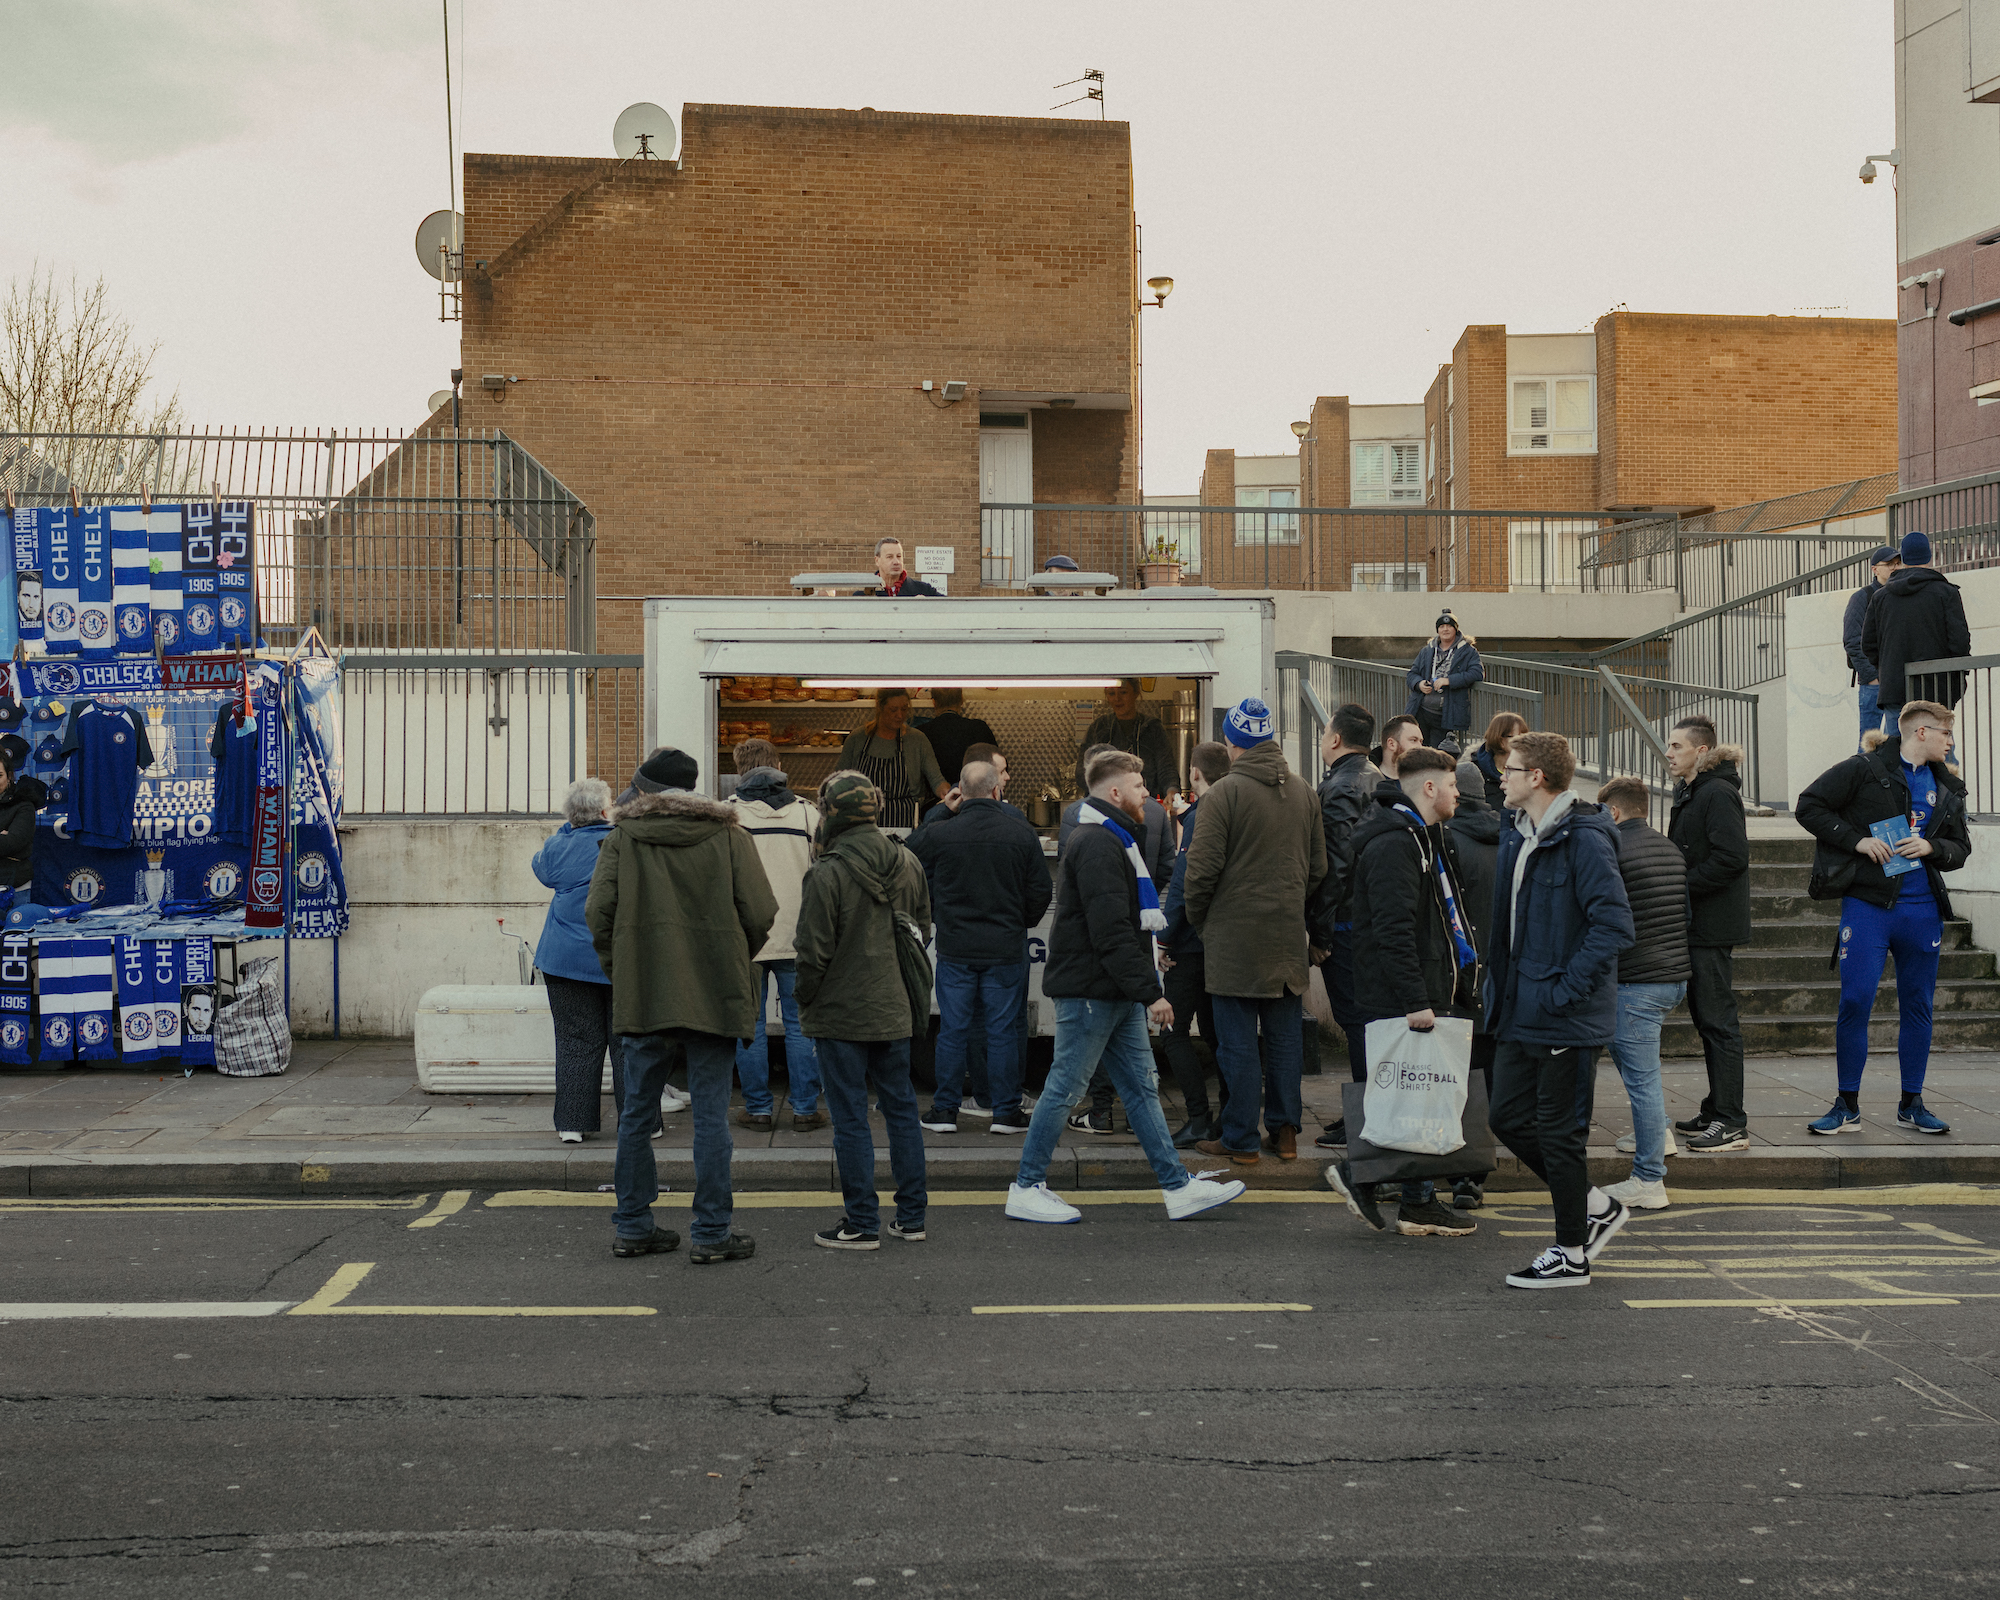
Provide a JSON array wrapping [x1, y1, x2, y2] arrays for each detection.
[[2, 0, 1899, 494]]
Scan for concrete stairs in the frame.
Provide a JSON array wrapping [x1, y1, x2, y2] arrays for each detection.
[[1660, 834, 2000, 1055]]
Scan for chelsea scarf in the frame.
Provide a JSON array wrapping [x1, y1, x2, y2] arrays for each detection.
[[1392, 802, 1478, 970], [1074, 806, 1167, 933]]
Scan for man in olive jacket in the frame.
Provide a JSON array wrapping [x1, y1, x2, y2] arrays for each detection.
[[1183, 697, 1328, 1164], [793, 771, 934, 1250], [587, 750, 778, 1265]]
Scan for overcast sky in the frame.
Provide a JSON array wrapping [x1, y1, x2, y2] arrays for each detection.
[[3, 0, 1897, 493]]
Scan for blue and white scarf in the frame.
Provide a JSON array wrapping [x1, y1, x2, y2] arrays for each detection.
[[1075, 805, 1167, 932], [1394, 802, 1477, 970]]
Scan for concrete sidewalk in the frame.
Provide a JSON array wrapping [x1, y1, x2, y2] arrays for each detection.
[[0, 1038, 1996, 1194]]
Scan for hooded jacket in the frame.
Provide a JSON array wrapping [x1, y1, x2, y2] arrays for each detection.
[[1797, 732, 1972, 916], [1041, 795, 1165, 1005], [1306, 748, 1382, 946], [584, 790, 779, 1038], [1181, 740, 1328, 998], [531, 819, 613, 984], [728, 770, 821, 962], [0, 774, 49, 891], [1484, 797, 1634, 1047], [1159, 795, 1204, 955], [905, 796, 1051, 967], [1349, 791, 1476, 1021], [792, 825, 932, 1041], [1666, 745, 1752, 947], [1862, 564, 1971, 708], [1843, 581, 1882, 687], [1613, 817, 1693, 985], [1404, 637, 1485, 729]]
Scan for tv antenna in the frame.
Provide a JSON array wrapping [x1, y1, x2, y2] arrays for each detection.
[[1053, 68, 1104, 118], [415, 209, 465, 321], [614, 102, 678, 164]]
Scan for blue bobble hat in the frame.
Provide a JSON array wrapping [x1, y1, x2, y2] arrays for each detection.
[[1224, 696, 1275, 748], [1901, 531, 1932, 565]]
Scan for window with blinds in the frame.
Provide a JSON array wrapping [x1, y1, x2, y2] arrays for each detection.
[[1350, 442, 1424, 504], [1509, 377, 1595, 453]]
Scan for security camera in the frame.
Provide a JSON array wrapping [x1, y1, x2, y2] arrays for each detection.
[[1859, 160, 1877, 184]]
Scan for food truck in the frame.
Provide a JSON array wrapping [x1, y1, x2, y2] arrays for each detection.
[[642, 591, 1283, 1041]]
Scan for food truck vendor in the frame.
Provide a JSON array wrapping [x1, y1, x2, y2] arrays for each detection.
[[1073, 678, 1180, 799]]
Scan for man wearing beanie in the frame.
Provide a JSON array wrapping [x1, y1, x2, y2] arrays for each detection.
[[1864, 531, 1970, 719], [1181, 697, 1327, 1164], [1843, 547, 1901, 751], [793, 771, 935, 1250], [588, 748, 777, 1265]]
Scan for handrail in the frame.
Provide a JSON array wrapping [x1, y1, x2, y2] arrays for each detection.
[[1595, 665, 1672, 765], [1283, 652, 1546, 708], [1887, 466, 2000, 507], [1588, 548, 1866, 661], [992, 501, 1679, 523], [1486, 653, 1762, 702], [1907, 653, 2000, 673]]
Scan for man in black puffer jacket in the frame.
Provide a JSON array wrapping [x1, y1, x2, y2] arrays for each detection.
[[1599, 777, 1691, 1212], [1665, 718, 1751, 1154], [1863, 531, 1970, 714]]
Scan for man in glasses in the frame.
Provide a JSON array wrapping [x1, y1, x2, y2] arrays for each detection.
[[1485, 732, 1635, 1289]]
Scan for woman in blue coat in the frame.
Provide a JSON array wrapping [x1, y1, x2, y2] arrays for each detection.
[[1406, 613, 1485, 750], [534, 779, 677, 1141]]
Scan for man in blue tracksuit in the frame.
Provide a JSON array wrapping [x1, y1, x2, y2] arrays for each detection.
[[1842, 546, 1901, 752], [1796, 700, 1971, 1136], [1485, 731, 1635, 1290]]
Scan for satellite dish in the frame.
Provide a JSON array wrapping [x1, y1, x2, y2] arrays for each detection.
[[613, 102, 677, 161], [427, 390, 454, 415], [414, 210, 464, 282]]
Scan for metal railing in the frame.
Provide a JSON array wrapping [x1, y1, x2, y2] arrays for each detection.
[[1275, 652, 1543, 779], [1907, 654, 2000, 821], [1891, 470, 2000, 570], [342, 654, 643, 816], [986, 503, 1680, 593], [0, 429, 595, 652]]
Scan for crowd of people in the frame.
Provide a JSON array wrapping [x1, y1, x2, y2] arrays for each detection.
[[527, 572, 1972, 1288]]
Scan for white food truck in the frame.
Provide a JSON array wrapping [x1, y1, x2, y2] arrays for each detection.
[[642, 591, 1284, 1041]]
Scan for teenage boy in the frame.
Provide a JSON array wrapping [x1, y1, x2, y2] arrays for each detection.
[[1796, 701, 1971, 1137], [1486, 732, 1636, 1289]]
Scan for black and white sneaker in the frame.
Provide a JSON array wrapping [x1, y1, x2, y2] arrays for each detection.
[[814, 1219, 880, 1251], [1067, 1110, 1115, 1137], [1684, 1120, 1749, 1153], [886, 1219, 926, 1241], [919, 1107, 959, 1134], [1583, 1197, 1630, 1261], [1314, 1120, 1348, 1150], [1325, 1160, 1387, 1232], [1672, 1113, 1710, 1134], [989, 1110, 1033, 1134], [1505, 1246, 1590, 1289]]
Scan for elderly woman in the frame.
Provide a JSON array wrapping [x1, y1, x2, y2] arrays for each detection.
[[532, 778, 684, 1142], [1471, 711, 1529, 811], [1405, 612, 1485, 751], [835, 687, 947, 830]]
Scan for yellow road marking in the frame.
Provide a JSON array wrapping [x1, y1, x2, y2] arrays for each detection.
[[0, 1198, 426, 1214], [1624, 1297, 1962, 1309], [408, 1191, 471, 1229], [1904, 1221, 1987, 1246], [286, 1262, 655, 1318], [483, 1189, 1339, 1209], [972, 1302, 1313, 1316]]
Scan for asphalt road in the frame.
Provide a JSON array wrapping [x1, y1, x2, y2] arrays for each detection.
[[3, 1183, 1999, 1598]]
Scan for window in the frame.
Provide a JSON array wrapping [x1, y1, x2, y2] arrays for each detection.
[[1351, 563, 1426, 592], [1234, 486, 1300, 546], [1509, 377, 1594, 453], [1427, 424, 1436, 491], [1509, 519, 1596, 590], [979, 412, 1028, 428], [1350, 442, 1424, 504]]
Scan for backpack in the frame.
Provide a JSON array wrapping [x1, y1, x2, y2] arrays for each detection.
[[886, 900, 935, 1037]]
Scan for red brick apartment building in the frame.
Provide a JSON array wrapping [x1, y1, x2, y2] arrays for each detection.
[[1190, 312, 1895, 592], [446, 102, 1142, 648]]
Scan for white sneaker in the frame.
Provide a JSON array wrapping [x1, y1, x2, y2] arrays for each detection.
[[661, 1088, 691, 1113], [1613, 1131, 1676, 1156], [1605, 1176, 1670, 1210], [557, 1130, 583, 1144], [1164, 1175, 1246, 1220], [959, 1103, 994, 1120], [1005, 1181, 1082, 1224]]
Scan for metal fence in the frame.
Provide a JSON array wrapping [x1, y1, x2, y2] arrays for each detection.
[[0, 429, 595, 652], [1274, 652, 1543, 778], [1908, 654, 2000, 822], [986, 504, 1680, 594], [342, 654, 643, 816], [1891, 470, 2000, 569]]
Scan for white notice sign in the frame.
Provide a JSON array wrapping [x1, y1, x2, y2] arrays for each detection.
[[913, 545, 956, 574]]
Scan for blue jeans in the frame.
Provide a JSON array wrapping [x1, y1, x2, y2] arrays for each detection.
[[818, 1036, 927, 1233], [1017, 997, 1188, 1191], [1607, 980, 1685, 1183], [615, 1029, 736, 1246], [1858, 681, 1895, 752], [1837, 893, 1943, 1094], [1210, 991, 1304, 1151], [933, 960, 1028, 1118], [734, 961, 820, 1116]]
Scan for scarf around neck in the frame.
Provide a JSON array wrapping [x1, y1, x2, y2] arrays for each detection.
[[1075, 803, 1167, 932], [1392, 802, 1477, 970]]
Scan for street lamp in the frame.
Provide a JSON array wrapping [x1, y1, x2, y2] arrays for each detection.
[[1144, 276, 1174, 309]]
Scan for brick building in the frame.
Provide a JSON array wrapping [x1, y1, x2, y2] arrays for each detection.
[[444, 103, 1141, 648]]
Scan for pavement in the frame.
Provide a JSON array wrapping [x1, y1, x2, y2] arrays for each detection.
[[3, 1183, 1999, 1595], [0, 1037, 1996, 1194]]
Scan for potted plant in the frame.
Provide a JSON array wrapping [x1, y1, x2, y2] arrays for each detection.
[[1139, 533, 1183, 588]]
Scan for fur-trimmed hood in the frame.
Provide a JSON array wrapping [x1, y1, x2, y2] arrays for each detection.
[[611, 788, 740, 846], [1692, 743, 1744, 777]]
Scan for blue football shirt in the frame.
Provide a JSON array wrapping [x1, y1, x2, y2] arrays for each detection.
[[58, 700, 154, 850], [1900, 758, 1938, 904], [209, 705, 258, 846]]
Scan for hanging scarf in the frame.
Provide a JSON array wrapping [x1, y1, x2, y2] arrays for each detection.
[[1075, 804, 1167, 932], [1393, 802, 1477, 970]]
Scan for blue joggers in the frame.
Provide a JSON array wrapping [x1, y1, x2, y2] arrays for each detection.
[[1835, 894, 1943, 1095]]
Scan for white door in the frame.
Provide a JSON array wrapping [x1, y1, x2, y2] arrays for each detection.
[[980, 421, 1033, 588]]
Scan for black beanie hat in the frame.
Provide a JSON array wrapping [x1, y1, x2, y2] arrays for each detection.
[[631, 747, 699, 794]]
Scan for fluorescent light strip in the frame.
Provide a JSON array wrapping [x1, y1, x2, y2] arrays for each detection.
[[796, 679, 1121, 689]]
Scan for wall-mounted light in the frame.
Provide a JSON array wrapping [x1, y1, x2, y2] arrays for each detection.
[[1858, 148, 1900, 184], [1144, 276, 1174, 309], [940, 380, 968, 401]]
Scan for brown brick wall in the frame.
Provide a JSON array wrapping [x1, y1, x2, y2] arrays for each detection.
[[453, 104, 1139, 644]]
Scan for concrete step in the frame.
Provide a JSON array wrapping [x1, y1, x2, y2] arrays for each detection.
[[1743, 918, 1976, 951], [1662, 1010, 2000, 1056], [1752, 893, 1840, 921], [1746, 837, 1815, 864], [1724, 975, 2000, 1017], [1734, 947, 1998, 983], [1748, 863, 1816, 891]]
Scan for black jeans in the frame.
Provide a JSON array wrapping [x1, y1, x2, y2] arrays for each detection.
[[1321, 931, 1370, 1085], [1158, 947, 1220, 1123], [1489, 1038, 1598, 1249], [1686, 945, 1745, 1127], [1414, 711, 1466, 750]]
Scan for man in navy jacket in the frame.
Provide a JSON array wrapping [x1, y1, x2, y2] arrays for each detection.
[[1485, 732, 1635, 1290], [1843, 546, 1900, 751]]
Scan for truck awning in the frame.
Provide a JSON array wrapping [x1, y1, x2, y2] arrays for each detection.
[[697, 636, 1218, 680]]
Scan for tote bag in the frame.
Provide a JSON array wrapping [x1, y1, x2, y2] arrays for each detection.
[[1361, 1015, 1474, 1155]]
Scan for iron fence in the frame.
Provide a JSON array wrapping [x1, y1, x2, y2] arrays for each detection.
[[985, 504, 1680, 593], [1891, 470, 2000, 570], [342, 654, 643, 817], [1908, 654, 2000, 821], [0, 428, 595, 652], [1274, 652, 1543, 779]]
